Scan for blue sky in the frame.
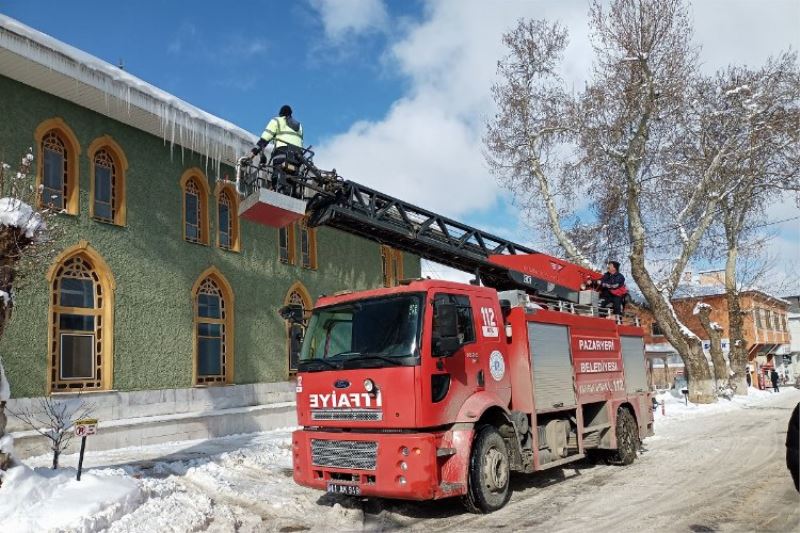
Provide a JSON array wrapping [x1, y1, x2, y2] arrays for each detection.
[[3, 0, 798, 289], [0, 1, 417, 137]]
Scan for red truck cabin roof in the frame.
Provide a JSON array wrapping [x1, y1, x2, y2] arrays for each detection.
[[315, 279, 497, 309]]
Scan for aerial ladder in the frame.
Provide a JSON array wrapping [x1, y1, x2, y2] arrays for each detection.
[[235, 147, 605, 309]]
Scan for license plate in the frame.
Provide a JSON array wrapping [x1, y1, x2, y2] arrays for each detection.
[[327, 483, 361, 496]]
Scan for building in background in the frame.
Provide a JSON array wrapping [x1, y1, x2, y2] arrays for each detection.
[[785, 295, 800, 382], [635, 270, 791, 389], [0, 16, 419, 455]]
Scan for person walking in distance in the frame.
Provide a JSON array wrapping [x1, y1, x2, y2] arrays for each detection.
[[771, 368, 780, 393]]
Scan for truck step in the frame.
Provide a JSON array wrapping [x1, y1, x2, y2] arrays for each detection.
[[582, 422, 612, 434]]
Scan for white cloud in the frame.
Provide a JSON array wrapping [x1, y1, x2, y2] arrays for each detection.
[[421, 260, 475, 284], [311, 0, 388, 40], [313, 0, 799, 278], [315, 1, 589, 217]]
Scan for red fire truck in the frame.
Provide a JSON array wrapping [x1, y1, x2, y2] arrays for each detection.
[[237, 152, 654, 512]]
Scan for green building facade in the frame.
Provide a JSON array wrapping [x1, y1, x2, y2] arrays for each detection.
[[0, 73, 419, 400]]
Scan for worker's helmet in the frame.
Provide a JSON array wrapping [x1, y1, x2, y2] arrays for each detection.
[[279, 105, 293, 117]]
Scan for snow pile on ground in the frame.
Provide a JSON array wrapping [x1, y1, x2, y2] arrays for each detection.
[[653, 386, 789, 428], [0, 464, 141, 531], [0, 198, 45, 238], [4, 429, 363, 533]]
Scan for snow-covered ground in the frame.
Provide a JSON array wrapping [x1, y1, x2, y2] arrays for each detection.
[[653, 385, 786, 426], [0, 429, 362, 532], [1, 388, 797, 532]]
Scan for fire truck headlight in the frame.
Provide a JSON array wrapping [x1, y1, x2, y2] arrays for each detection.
[[396, 475, 407, 485], [400, 446, 409, 456], [398, 461, 408, 471], [363, 378, 376, 393]]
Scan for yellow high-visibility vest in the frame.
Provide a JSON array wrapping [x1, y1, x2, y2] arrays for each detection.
[[261, 116, 304, 149]]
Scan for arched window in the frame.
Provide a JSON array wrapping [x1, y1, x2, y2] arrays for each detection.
[[192, 267, 234, 385], [35, 118, 81, 215], [48, 242, 115, 391], [279, 224, 296, 264], [181, 169, 210, 245], [215, 182, 240, 252], [299, 217, 317, 270], [381, 245, 404, 287], [88, 136, 128, 226], [285, 282, 311, 375]]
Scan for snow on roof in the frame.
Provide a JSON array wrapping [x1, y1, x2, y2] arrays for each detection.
[[672, 283, 790, 305], [0, 15, 256, 174]]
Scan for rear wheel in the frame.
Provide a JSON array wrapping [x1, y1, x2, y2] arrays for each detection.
[[610, 408, 639, 465], [463, 425, 512, 513]]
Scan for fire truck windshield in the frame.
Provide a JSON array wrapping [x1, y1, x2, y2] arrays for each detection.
[[298, 293, 424, 371]]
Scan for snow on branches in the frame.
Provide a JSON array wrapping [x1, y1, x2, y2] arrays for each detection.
[[693, 302, 712, 315]]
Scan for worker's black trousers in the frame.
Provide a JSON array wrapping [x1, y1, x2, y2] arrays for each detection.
[[600, 293, 624, 316]]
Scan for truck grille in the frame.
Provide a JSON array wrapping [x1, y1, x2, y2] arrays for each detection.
[[311, 439, 378, 470], [311, 409, 383, 422]]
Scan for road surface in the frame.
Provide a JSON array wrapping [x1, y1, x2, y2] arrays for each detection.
[[360, 389, 800, 532]]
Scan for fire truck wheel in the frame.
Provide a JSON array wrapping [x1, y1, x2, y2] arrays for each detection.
[[464, 425, 512, 513], [610, 408, 639, 465]]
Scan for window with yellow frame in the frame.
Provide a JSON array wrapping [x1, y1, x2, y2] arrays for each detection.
[[35, 118, 81, 215], [193, 269, 234, 385], [48, 245, 115, 392], [299, 217, 317, 270], [88, 136, 128, 226], [381, 245, 404, 287], [215, 183, 240, 252], [181, 170, 210, 245], [279, 223, 296, 265]]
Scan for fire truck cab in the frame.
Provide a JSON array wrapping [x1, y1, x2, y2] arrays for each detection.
[[292, 278, 653, 512]]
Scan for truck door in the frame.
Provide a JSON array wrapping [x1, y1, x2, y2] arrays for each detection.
[[528, 322, 577, 410], [620, 335, 648, 405], [620, 336, 647, 394], [422, 293, 477, 423]]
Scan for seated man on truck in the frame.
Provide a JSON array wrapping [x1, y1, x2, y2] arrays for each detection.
[[585, 261, 628, 316]]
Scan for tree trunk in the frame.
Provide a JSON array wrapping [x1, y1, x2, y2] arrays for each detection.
[[625, 161, 716, 404], [52, 448, 60, 470], [696, 306, 729, 386], [724, 244, 749, 395], [629, 261, 716, 403]]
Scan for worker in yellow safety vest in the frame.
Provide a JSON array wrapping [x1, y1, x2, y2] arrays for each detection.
[[251, 105, 304, 166]]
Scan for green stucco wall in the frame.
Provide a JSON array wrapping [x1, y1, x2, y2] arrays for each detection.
[[0, 74, 420, 398]]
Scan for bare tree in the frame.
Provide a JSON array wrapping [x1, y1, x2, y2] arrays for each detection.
[[485, 19, 595, 268], [10, 395, 94, 470], [486, 1, 730, 402], [686, 52, 800, 394], [720, 55, 799, 394], [488, 0, 799, 403]]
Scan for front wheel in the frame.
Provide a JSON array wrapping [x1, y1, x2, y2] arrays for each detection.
[[463, 425, 512, 513], [610, 408, 639, 465]]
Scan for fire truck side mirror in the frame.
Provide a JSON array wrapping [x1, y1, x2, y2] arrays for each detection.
[[433, 302, 460, 357], [279, 304, 304, 324]]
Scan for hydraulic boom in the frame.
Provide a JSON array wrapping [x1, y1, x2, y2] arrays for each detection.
[[235, 150, 599, 303]]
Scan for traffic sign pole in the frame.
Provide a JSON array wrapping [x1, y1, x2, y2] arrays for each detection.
[[74, 418, 98, 481], [76, 436, 87, 481]]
